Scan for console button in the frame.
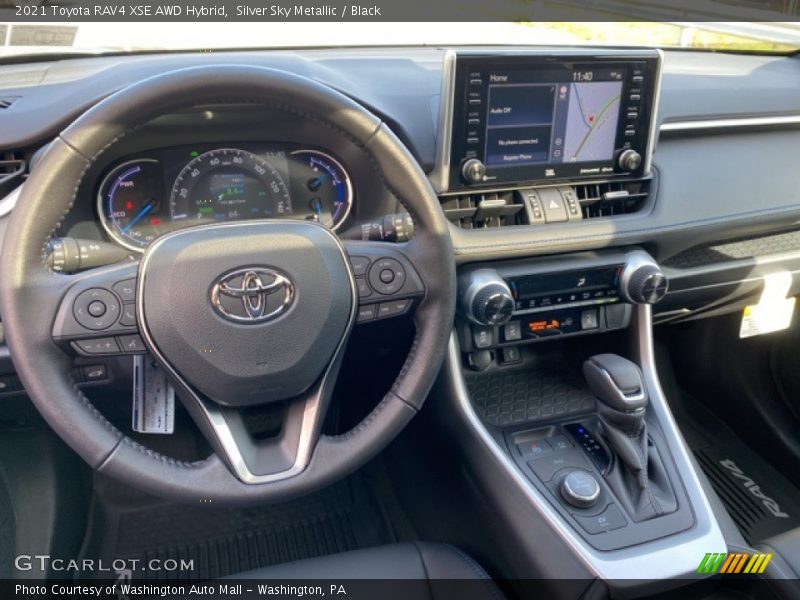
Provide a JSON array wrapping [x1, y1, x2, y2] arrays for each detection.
[[467, 350, 493, 371], [357, 304, 376, 323], [112, 279, 136, 302], [549, 434, 573, 451], [73, 337, 120, 355], [574, 504, 626, 534], [528, 449, 590, 482], [503, 320, 522, 342], [581, 309, 599, 330], [118, 334, 146, 354], [472, 325, 493, 349], [500, 346, 521, 365], [73, 288, 121, 331], [349, 256, 370, 277], [368, 258, 406, 295], [517, 438, 552, 458]]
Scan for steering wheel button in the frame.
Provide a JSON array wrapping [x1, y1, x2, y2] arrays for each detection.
[[349, 256, 370, 277], [118, 335, 146, 353], [73, 288, 121, 330], [368, 257, 406, 295], [87, 301, 106, 317], [72, 337, 120, 356], [119, 303, 137, 327], [377, 299, 411, 318], [112, 279, 137, 302], [356, 278, 372, 298]]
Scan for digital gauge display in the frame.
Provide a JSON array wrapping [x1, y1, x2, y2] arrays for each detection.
[[97, 145, 354, 251]]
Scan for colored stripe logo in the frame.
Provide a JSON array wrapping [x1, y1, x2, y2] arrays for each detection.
[[697, 552, 773, 574]]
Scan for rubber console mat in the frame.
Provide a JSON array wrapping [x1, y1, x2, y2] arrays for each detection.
[[81, 475, 396, 581], [677, 401, 800, 545]]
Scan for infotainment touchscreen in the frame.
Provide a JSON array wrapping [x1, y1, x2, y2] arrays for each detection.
[[484, 68, 624, 167], [447, 51, 661, 190]]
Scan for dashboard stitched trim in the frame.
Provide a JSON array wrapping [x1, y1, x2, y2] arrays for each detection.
[[453, 204, 800, 254]]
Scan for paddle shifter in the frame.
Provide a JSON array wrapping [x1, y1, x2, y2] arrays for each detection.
[[583, 354, 677, 521]]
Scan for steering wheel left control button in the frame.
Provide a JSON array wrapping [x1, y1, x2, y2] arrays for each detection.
[[87, 301, 107, 318], [73, 288, 121, 330], [72, 337, 121, 356]]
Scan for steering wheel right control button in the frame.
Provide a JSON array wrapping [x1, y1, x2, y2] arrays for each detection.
[[574, 504, 627, 534], [560, 469, 601, 509], [73, 288, 121, 330], [368, 258, 406, 295]]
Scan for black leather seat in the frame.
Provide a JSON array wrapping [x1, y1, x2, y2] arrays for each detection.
[[228, 542, 504, 600]]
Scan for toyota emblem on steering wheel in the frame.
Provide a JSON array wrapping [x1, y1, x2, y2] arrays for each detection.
[[210, 268, 295, 323]]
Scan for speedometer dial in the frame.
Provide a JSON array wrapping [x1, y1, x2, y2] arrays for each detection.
[[169, 148, 292, 224]]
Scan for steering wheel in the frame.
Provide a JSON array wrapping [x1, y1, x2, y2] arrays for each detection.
[[0, 66, 456, 504]]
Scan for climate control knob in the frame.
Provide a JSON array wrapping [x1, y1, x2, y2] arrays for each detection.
[[622, 263, 669, 304], [618, 149, 642, 172], [461, 159, 486, 184], [460, 269, 515, 326]]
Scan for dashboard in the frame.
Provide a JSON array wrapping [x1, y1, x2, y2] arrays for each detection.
[[96, 144, 353, 251]]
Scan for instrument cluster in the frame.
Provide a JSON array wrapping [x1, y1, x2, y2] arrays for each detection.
[[97, 143, 353, 251]]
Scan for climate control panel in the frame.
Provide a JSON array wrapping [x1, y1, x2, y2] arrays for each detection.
[[457, 249, 666, 354]]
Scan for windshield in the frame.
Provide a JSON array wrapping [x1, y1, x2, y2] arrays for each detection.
[[1, 22, 799, 57]]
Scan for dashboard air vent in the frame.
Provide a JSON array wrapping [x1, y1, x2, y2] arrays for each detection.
[[0, 151, 25, 188], [0, 97, 19, 110], [576, 179, 650, 220], [440, 191, 523, 229]]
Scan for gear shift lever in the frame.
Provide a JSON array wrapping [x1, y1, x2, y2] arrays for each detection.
[[583, 354, 677, 521]]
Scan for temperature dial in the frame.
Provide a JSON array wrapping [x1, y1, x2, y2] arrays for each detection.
[[460, 269, 515, 326]]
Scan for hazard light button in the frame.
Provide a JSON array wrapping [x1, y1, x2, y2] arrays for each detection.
[[539, 189, 568, 223]]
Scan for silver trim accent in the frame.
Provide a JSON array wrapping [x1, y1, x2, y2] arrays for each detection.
[[459, 268, 513, 325], [96, 158, 161, 253], [643, 48, 664, 176], [660, 114, 800, 133], [0, 184, 22, 218], [428, 49, 457, 194], [289, 149, 354, 231], [136, 220, 358, 484], [445, 305, 726, 580], [619, 250, 662, 304]]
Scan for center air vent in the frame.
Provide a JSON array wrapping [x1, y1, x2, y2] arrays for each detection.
[[441, 178, 651, 230], [576, 179, 650, 220], [440, 191, 524, 229]]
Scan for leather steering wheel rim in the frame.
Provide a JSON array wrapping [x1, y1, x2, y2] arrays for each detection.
[[0, 65, 456, 505]]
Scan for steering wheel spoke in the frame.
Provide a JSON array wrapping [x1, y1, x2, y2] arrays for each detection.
[[176, 351, 343, 483], [344, 239, 426, 326], [51, 261, 143, 357]]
